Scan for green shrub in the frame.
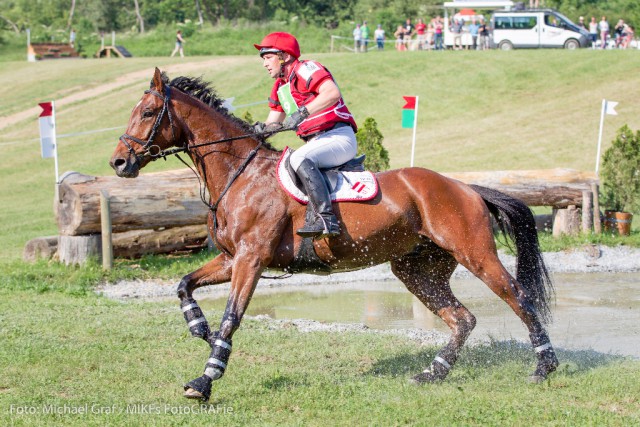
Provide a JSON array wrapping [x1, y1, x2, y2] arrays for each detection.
[[600, 125, 640, 213], [356, 117, 390, 172]]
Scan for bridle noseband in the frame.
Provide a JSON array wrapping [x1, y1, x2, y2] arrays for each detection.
[[119, 86, 177, 161]]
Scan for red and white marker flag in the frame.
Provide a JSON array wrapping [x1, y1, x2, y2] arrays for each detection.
[[38, 101, 60, 184], [38, 101, 56, 158]]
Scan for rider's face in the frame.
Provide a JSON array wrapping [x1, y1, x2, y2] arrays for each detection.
[[261, 53, 282, 79]]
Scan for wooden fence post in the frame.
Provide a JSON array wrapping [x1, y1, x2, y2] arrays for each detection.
[[100, 190, 113, 270], [591, 183, 602, 234], [581, 190, 593, 233]]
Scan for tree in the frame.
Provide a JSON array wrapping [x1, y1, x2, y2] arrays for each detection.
[[67, 0, 76, 29], [133, 0, 145, 33], [356, 117, 390, 172], [600, 125, 640, 213]]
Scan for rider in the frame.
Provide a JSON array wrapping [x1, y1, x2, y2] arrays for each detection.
[[254, 32, 358, 239]]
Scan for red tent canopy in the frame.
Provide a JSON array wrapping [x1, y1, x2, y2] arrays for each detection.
[[459, 8, 476, 15]]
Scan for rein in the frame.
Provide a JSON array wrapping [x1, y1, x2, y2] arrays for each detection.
[[121, 84, 291, 279], [120, 84, 287, 161]]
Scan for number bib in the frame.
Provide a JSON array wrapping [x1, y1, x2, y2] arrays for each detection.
[[277, 83, 298, 116]]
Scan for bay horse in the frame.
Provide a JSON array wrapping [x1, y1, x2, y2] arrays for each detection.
[[110, 68, 558, 401]]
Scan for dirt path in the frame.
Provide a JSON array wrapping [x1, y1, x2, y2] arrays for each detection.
[[0, 58, 245, 131]]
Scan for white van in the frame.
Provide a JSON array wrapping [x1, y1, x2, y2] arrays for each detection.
[[492, 9, 590, 49]]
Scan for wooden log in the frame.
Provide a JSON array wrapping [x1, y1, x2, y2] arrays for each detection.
[[552, 205, 581, 237], [55, 168, 597, 237], [58, 234, 101, 265], [443, 168, 598, 208], [111, 225, 208, 258], [62, 224, 205, 264], [23, 236, 58, 262], [56, 170, 208, 235]]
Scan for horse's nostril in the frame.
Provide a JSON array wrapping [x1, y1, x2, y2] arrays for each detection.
[[113, 158, 126, 168]]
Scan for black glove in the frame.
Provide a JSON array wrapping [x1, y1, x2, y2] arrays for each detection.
[[283, 105, 310, 130]]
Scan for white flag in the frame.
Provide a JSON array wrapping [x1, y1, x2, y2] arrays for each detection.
[[605, 100, 618, 116], [222, 97, 236, 112]]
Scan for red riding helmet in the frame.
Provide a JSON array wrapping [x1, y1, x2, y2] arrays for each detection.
[[254, 32, 301, 59]]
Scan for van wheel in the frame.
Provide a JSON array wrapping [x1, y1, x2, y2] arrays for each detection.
[[564, 39, 579, 49], [498, 41, 514, 51]]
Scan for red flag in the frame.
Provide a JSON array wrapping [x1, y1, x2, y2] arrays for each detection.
[[39, 102, 53, 117], [402, 96, 416, 110]]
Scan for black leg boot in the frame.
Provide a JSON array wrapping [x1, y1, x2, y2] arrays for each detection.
[[295, 159, 340, 239]]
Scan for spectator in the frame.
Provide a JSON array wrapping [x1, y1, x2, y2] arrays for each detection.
[[403, 18, 414, 50], [374, 24, 385, 50], [415, 18, 427, 50], [451, 18, 463, 50], [433, 16, 444, 50], [69, 28, 76, 48], [361, 21, 370, 52], [598, 16, 610, 49], [425, 23, 435, 51], [622, 24, 634, 49], [353, 24, 362, 53], [614, 19, 625, 48], [394, 25, 406, 51], [478, 18, 490, 50], [588, 17, 598, 48], [529, 0, 540, 8], [577, 16, 586, 30], [468, 17, 480, 50], [170, 30, 185, 57]]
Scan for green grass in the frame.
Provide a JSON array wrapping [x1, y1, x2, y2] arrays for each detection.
[[1, 50, 640, 261], [1, 263, 639, 426]]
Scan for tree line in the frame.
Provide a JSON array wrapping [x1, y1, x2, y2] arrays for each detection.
[[1, 0, 638, 40]]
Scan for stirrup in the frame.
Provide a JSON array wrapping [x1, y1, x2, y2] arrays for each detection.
[[297, 215, 340, 239]]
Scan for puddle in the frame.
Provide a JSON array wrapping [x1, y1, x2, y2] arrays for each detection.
[[198, 272, 640, 358]]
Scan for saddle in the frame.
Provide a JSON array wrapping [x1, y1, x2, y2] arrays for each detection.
[[276, 148, 378, 203]]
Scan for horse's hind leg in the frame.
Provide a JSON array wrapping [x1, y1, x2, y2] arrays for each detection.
[[391, 246, 473, 383], [462, 253, 559, 383]]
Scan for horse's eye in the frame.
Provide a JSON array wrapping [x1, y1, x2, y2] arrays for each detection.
[[142, 110, 154, 118]]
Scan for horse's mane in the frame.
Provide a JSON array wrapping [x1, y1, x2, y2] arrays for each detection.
[[154, 73, 280, 152]]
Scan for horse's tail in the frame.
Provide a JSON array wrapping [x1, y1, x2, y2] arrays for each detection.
[[470, 184, 554, 324]]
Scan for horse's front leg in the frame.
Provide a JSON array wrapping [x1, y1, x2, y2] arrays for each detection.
[[183, 251, 267, 401], [177, 253, 233, 344]]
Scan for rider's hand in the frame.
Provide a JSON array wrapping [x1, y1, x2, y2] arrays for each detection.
[[283, 106, 310, 130], [253, 121, 266, 134]]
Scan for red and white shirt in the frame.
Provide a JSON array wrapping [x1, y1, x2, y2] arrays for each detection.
[[268, 59, 357, 139]]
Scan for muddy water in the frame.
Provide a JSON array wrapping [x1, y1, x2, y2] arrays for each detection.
[[200, 273, 640, 358]]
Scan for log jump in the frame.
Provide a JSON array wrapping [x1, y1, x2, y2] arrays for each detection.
[[25, 168, 599, 264]]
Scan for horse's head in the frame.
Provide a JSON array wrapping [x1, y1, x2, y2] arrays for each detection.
[[110, 68, 180, 178]]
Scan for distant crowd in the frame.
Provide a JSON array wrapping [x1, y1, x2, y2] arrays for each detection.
[[351, 13, 637, 52], [577, 16, 635, 49]]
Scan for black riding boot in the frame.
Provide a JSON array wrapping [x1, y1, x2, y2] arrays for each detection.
[[295, 159, 340, 239]]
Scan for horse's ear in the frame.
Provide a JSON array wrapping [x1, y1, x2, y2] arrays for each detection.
[[152, 67, 165, 91]]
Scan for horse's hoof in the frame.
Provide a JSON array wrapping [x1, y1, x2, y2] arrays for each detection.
[[408, 370, 442, 385], [184, 387, 204, 399], [183, 375, 212, 401], [528, 374, 546, 384]]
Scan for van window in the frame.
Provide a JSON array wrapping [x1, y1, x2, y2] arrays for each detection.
[[495, 16, 537, 30]]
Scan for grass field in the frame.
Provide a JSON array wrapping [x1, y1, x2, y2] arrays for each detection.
[[1, 50, 640, 425], [1, 260, 639, 426]]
